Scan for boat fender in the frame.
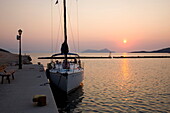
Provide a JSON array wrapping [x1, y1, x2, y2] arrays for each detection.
[[47, 63, 52, 69], [46, 69, 50, 79]]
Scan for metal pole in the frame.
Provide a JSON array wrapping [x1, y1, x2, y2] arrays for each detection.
[[19, 36, 22, 69], [17, 29, 22, 69]]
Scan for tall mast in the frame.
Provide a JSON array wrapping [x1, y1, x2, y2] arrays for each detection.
[[60, 0, 69, 66], [63, 0, 67, 42]]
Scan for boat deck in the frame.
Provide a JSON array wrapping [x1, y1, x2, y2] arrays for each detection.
[[50, 63, 83, 74]]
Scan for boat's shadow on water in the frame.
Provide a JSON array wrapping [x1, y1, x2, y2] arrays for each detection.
[[50, 83, 84, 113]]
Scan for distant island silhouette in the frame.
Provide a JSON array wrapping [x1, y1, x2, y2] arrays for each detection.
[[1, 47, 170, 53], [130, 47, 170, 53], [82, 48, 115, 53], [82, 47, 170, 53]]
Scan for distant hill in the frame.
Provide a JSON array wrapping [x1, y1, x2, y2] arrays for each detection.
[[0, 48, 10, 53], [82, 48, 115, 53], [130, 47, 170, 53]]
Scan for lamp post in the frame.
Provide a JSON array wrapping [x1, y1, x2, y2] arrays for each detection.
[[17, 29, 23, 69]]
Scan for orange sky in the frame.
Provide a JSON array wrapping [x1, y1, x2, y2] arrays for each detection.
[[0, 0, 170, 53]]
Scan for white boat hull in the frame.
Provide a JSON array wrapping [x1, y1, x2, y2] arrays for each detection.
[[49, 71, 84, 93]]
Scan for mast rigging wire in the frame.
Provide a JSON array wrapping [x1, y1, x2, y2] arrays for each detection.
[[55, 2, 64, 53], [68, 0, 80, 53], [53, 0, 80, 53], [67, 0, 77, 53], [51, 0, 54, 54], [76, 0, 80, 53]]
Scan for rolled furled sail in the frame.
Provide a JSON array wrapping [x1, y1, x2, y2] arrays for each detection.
[[61, 41, 69, 55]]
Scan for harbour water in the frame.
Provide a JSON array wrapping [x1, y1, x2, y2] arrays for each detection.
[[30, 53, 170, 113]]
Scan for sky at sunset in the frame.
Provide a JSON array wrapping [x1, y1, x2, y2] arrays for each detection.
[[0, 0, 170, 53]]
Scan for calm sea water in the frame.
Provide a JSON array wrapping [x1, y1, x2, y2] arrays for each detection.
[[30, 53, 170, 113]]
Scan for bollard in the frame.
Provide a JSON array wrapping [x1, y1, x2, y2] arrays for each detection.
[[33, 95, 46, 106]]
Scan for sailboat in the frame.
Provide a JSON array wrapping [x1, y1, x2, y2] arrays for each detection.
[[46, 0, 84, 93], [38, 0, 112, 93]]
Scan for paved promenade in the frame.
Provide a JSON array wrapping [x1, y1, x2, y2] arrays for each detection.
[[0, 64, 58, 113]]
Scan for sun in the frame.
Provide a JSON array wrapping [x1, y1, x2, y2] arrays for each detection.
[[123, 39, 127, 44]]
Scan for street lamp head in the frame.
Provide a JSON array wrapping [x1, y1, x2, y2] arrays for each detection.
[[18, 29, 22, 36]]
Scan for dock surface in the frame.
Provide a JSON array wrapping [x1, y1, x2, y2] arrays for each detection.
[[0, 64, 58, 113]]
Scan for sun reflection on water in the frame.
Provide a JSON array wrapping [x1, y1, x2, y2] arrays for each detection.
[[122, 59, 129, 80]]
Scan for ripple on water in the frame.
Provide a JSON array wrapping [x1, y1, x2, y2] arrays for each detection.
[[50, 58, 170, 112]]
